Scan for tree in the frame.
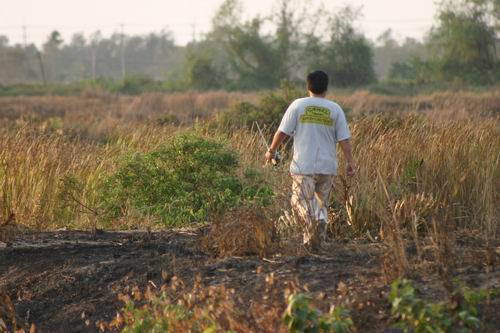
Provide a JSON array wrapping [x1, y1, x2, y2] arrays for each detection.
[[42, 31, 65, 81], [0, 38, 26, 84], [211, 0, 282, 89], [273, 0, 304, 81], [388, 61, 417, 81], [44, 31, 64, 51], [183, 41, 228, 90], [428, 0, 498, 83], [210, 0, 307, 89], [374, 30, 428, 80], [316, 6, 376, 86]]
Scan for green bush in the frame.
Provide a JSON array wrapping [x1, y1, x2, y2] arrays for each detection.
[[115, 290, 354, 333], [283, 293, 354, 333], [389, 279, 498, 333], [111, 287, 231, 333], [115, 74, 163, 95], [219, 80, 304, 129], [119, 294, 203, 333], [97, 132, 272, 226]]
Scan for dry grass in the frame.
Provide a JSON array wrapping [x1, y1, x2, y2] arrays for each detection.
[[201, 207, 275, 258], [99, 273, 301, 333], [0, 128, 107, 229], [0, 91, 498, 239], [1, 89, 498, 137], [0, 91, 256, 141], [330, 89, 500, 118], [332, 113, 500, 237], [0, 125, 182, 230], [0, 212, 18, 243], [0, 288, 23, 332]]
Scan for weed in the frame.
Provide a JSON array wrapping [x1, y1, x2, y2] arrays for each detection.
[[100, 274, 355, 333], [283, 293, 354, 333], [389, 278, 498, 333]]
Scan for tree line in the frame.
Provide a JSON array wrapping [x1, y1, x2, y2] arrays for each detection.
[[0, 0, 498, 90]]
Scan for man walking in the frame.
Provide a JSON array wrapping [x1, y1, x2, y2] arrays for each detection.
[[265, 70, 355, 250]]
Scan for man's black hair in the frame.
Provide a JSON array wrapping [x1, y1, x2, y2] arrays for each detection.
[[307, 70, 328, 94]]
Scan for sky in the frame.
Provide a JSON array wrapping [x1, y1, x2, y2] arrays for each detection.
[[0, 0, 437, 46]]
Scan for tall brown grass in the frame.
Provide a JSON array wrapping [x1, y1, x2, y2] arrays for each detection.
[[0, 91, 498, 237], [0, 125, 182, 230], [346, 113, 499, 236], [330, 89, 500, 117]]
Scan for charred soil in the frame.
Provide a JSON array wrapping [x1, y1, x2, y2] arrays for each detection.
[[0, 230, 498, 332]]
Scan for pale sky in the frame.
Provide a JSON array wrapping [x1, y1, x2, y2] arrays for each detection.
[[0, 0, 437, 46]]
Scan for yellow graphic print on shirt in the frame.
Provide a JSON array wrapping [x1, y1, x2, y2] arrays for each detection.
[[299, 106, 333, 126]]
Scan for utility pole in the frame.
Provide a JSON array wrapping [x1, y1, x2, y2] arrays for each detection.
[[120, 23, 126, 79], [37, 50, 47, 86], [22, 25, 27, 47], [91, 48, 96, 81], [191, 22, 197, 43], [21, 25, 28, 83]]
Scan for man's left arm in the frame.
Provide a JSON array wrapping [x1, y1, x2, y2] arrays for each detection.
[[339, 139, 356, 177], [336, 108, 355, 176]]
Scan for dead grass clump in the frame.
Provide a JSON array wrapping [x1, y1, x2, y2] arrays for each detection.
[[0, 287, 26, 332], [202, 207, 274, 258], [100, 273, 301, 332], [375, 175, 411, 282], [0, 212, 18, 244]]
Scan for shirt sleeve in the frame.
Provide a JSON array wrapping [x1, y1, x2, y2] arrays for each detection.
[[335, 107, 351, 142], [278, 100, 299, 136]]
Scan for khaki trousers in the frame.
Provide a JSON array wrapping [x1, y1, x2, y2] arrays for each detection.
[[290, 174, 333, 247]]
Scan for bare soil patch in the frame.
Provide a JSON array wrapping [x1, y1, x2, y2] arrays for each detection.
[[0, 230, 498, 332]]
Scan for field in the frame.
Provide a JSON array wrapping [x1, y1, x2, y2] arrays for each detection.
[[0, 89, 499, 332]]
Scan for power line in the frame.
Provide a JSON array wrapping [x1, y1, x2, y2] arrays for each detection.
[[0, 22, 212, 30], [0, 19, 434, 48]]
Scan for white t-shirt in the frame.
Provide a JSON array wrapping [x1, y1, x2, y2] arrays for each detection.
[[278, 96, 351, 175]]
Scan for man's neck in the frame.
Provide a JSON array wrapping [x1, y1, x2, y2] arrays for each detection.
[[309, 92, 326, 98]]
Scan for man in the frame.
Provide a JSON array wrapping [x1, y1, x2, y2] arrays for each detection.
[[265, 70, 355, 250]]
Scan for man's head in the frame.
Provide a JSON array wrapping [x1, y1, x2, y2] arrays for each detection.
[[307, 70, 328, 95]]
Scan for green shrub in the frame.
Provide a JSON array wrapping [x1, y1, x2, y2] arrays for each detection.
[[98, 132, 272, 226], [283, 293, 354, 333], [389, 279, 497, 333], [116, 74, 162, 95], [219, 80, 304, 129], [111, 287, 231, 333], [110, 288, 353, 333]]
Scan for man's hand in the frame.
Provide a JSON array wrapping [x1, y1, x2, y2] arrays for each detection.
[[346, 162, 356, 177], [264, 131, 288, 165], [265, 150, 274, 164]]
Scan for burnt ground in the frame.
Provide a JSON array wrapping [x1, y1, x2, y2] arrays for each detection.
[[0, 229, 498, 333]]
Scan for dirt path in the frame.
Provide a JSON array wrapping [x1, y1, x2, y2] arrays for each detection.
[[0, 230, 498, 332]]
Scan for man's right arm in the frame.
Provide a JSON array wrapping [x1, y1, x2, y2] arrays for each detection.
[[265, 101, 297, 163], [339, 139, 356, 177]]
